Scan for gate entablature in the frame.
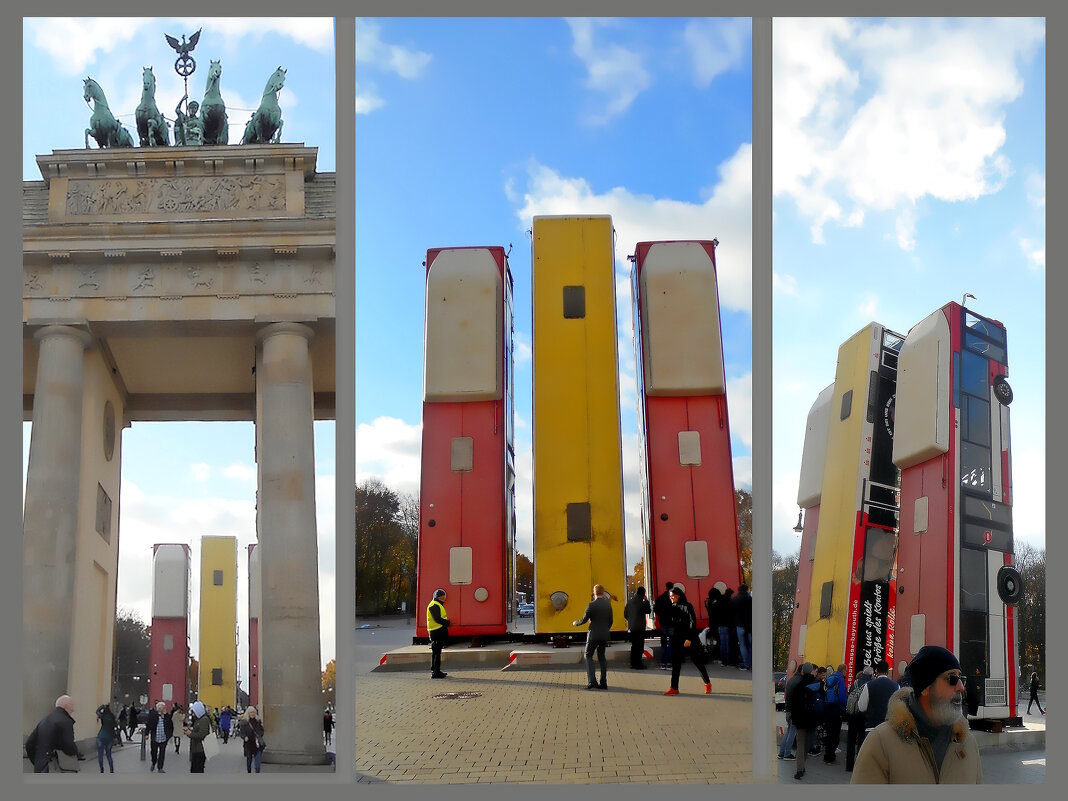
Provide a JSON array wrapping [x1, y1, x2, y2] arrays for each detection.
[[23, 143, 336, 422]]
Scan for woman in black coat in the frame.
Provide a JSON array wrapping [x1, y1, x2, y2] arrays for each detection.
[[1027, 672, 1045, 715], [239, 706, 266, 773], [663, 587, 711, 695]]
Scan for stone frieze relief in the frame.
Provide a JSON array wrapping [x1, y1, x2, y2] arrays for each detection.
[[64, 175, 287, 217]]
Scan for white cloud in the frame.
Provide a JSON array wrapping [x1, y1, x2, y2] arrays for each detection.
[[355, 82, 386, 115], [355, 416, 421, 496], [774, 17, 1044, 250], [221, 462, 257, 483], [514, 333, 532, 367], [857, 292, 879, 320], [26, 18, 333, 77], [514, 143, 752, 313], [683, 18, 749, 88], [727, 372, 753, 451], [773, 272, 799, 296], [27, 18, 151, 75], [1019, 238, 1044, 271], [190, 462, 211, 482], [356, 18, 431, 78], [1026, 172, 1045, 209], [567, 18, 652, 124]]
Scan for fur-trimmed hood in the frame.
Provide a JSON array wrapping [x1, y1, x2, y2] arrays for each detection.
[[885, 687, 969, 744]]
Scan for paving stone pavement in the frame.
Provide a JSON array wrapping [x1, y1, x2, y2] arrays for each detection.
[[356, 664, 753, 784]]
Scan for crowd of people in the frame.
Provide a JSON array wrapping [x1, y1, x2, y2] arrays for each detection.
[[427, 580, 754, 698], [777, 646, 987, 784], [23, 695, 294, 774]]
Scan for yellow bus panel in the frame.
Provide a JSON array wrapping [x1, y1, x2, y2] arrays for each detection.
[[803, 324, 882, 668], [532, 215, 626, 634]]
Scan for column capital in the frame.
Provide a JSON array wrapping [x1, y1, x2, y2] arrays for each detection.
[[33, 324, 93, 348], [255, 321, 315, 345]]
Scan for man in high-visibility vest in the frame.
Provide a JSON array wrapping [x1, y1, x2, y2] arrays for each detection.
[[426, 588, 451, 678]]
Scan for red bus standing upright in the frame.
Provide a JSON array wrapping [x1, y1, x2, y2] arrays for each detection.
[[892, 301, 1021, 721], [416, 247, 516, 640], [632, 239, 742, 630], [786, 383, 833, 673]]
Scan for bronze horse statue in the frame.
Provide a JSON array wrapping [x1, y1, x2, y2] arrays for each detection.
[[135, 66, 170, 147], [241, 66, 286, 144], [200, 59, 229, 145], [83, 77, 134, 149]]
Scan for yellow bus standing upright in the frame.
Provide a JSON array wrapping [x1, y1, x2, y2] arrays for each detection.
[[532, 215, 626, 636], [802, 323, 902, 683]]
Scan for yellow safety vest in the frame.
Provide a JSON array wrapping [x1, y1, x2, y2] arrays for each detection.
[[427, 599, 448, 632]]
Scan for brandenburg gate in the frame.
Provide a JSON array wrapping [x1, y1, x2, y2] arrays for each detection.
[[22, 143, 336, 764]]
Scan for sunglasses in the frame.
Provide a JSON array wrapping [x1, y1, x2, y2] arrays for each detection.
[[945, 673, 966, 686]]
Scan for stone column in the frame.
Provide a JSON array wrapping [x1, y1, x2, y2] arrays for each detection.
[[23, 325, 93, 735], [255, 323, 327, 764]]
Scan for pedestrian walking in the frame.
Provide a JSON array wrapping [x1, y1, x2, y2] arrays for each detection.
[[653, 582, 675, 670], [95, 702, 117, 773], [844, 665, 873, 771], [127, 703, 140, 741], [185, 701, 211, 773], [239, 706, 266, 773], [731, 583, 753, 671], [788, 662, 820, 780], [146, 700, 174, 773], [25, 694, 82, 773], [427, 588, 451, 678], [171, 703, 186, 754], [663, 586, 712, 696], [219, 706, 233, 744], [324, 707, 335, 745], [777, 665, 802, 761], [118, 704, 129, 741], [852, 645, 982, 783], [573, 583, 614, 689], [1026, 671, 1045, 715], [624, 586, 651, 669]]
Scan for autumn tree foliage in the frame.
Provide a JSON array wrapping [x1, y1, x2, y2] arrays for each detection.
[[1014, 541, 1046, 684], [354, 479, 417, 614], [771, 550, 800, 671], [736, 489, 753, 586]]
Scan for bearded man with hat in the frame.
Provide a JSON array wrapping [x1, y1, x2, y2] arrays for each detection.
[[852, 645, 983, 783], [426, 588, 451, 679]]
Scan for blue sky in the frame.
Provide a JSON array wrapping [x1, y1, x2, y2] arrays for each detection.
[[355, 18, 753, 571], [22, 17, 337, 678], [771, 18, 1045, 558]]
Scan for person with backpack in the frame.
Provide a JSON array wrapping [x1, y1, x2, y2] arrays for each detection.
[[844, 665, 874, 771], [823, 663, 848, 763], [788, 662, 820, 780], [624, 586, 651, 669]]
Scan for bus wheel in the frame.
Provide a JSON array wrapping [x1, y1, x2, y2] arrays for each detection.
[[993, 375, 1013, 405]]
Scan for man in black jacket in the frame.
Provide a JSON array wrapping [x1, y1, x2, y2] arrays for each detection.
[[858, 659, 899, 749], [788, 663, 819, 780], [574, 584, 614, 689], [146, 700, 175, 773], [652, 582, 674, 670], [623, 586, 651, 669], [25, 695, 82, 773], [731, 584, 753, 670]]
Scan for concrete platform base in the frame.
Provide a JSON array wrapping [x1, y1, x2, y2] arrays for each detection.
[[375, 640, 667, 672]]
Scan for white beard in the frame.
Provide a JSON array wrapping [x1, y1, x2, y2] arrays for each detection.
[[931, 694, 965, 726]]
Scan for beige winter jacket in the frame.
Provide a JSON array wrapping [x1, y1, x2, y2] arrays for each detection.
[[851, 688, 983, 784]]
